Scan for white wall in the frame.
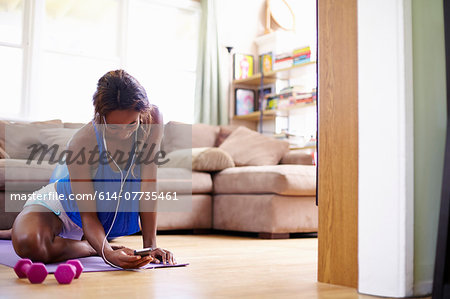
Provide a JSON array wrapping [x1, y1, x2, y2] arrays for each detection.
[[358, 0, 414, 297], [216, 0, 265, 55], [216, 0, 316, 55]]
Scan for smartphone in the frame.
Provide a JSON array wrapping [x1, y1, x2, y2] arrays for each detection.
[[134, 248, 153, 257]]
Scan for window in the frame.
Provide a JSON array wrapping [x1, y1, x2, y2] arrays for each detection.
[[127, 0, 200, 124], [36, 0, 121, 122], [0, 0, 24, 118], [1, 0, 201, 123]]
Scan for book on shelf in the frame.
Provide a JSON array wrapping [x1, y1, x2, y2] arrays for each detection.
[[265, 96, 278, 110], [258, 46, 313, 72], [292, 46, 312, 66], [273, 59, 293, 70], [279, 85, 308, 93], [275, 56, 293, 62], [293, 46, 311, 56], [259, 52, 273, 73], [275, 52, 292, 60], [293, 53, 311, 60], [273, 52, 293, 70], [279, 91, 312, 100], [293, 57, 311, 65], [260, 86, 317, 110], [262, 96, 316, 110], [277, 99, 290, 109]]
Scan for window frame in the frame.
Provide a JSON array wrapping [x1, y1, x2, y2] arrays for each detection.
[[0, 0, 201, 122]]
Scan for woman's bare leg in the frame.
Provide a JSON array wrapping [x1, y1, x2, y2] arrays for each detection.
[[11, 205, 96, 263], [0, 229, 11, 239]]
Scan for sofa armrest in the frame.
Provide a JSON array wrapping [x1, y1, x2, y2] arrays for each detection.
[[280, 149, 315, 165]]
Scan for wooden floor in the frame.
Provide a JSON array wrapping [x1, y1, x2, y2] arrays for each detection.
[[0, 234, 402, 298]]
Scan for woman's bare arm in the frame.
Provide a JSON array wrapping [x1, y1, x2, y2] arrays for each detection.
[[139, 108, 175, 265], [139, 107, 163, 249]]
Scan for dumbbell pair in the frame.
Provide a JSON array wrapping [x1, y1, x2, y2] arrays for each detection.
[[14, 259, 83, 284]]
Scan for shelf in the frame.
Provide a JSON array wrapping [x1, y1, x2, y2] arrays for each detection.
[[233, 73, 276, 86], [233, 102, 316, 121], [232, 61, 316, 86], [289, 145, 317, 150]]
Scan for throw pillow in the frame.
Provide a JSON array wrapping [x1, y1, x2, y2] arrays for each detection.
[[219, 126, 290, 166], [160, 147, 235, 171], [214, 125, 240, 147], [192, 147, 235, 171]]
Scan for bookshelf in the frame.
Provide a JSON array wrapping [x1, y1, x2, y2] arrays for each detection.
[[232, 61, 317, 130], [233, 101, 316, 121], [232, 61, 316, 86]]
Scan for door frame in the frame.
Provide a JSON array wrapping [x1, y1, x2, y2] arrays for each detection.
[[317, 0, 415, 296]]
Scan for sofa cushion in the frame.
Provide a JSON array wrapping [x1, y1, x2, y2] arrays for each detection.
[[0, 192, 213, 230], [280, 148, 315, 165], [213, 194, 317, 233], [0, 119, 63, 159], [0, 161, 212, 194], [0, 159, 56, 191], [162, 121, 220, 154], [219, 126, 290, 166], [157, 194, 212, 230], [213, 165, 316, 196], [0, 193, 213, 230], [157, 168, 212, 194]]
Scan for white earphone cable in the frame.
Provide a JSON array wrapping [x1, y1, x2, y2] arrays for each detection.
[[100, 117, 139, 269]]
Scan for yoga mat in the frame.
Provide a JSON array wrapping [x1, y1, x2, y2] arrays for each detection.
[[0, 240, 188, 273]]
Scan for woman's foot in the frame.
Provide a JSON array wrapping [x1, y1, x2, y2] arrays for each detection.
[[0, 229, 12, 240]]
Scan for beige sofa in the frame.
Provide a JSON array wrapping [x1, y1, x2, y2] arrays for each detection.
[[0, 119, 317, 238]]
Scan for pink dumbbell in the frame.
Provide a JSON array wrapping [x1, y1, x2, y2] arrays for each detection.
[[14, 259, 48, 284], [55, 259, 83, 284]]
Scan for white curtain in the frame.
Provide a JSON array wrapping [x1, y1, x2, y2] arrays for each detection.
[[194, 0, 228, 125]]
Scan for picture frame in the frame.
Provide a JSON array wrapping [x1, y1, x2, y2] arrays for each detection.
[[259, 52, 273, 73], [233, 53, 254, 80], [235, 88, 256, 116]]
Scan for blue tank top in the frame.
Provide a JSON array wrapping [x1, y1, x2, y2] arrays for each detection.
[[53, 120, 141, 238]]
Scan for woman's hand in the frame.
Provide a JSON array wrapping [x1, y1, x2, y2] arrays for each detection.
[[149, 248, 177, 265], [104, 246, 153, 269]]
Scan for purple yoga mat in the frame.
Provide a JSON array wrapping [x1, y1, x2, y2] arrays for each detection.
[[0, 240, 188, 273]]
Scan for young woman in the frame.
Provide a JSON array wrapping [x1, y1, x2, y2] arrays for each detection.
[[4, 70, 174, 269]]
